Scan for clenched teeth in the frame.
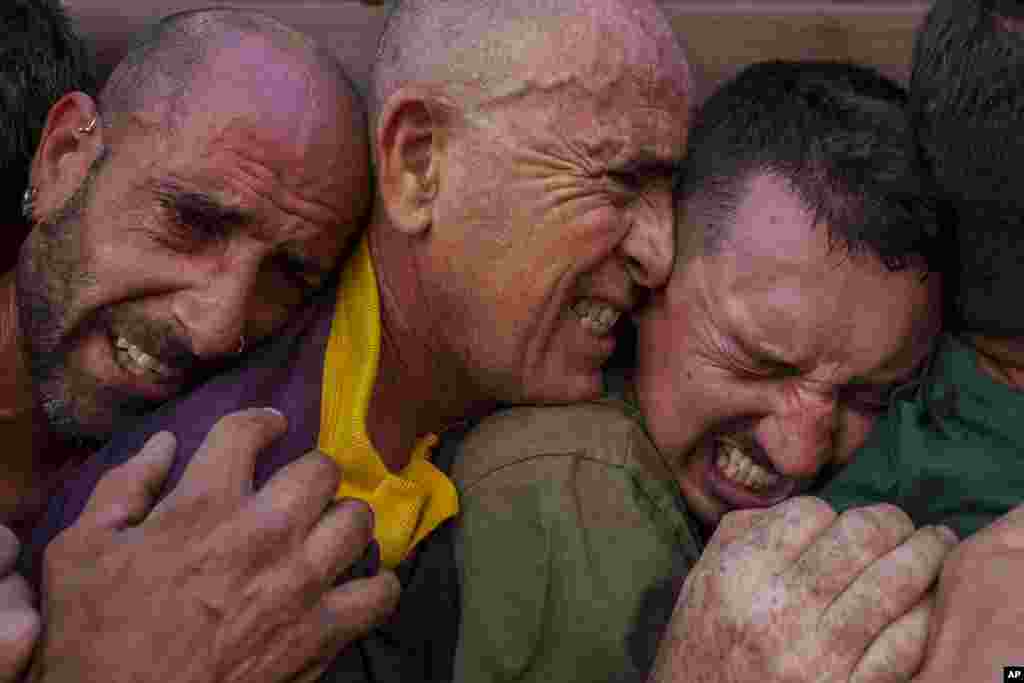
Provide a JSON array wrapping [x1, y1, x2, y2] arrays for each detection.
[[714, 440, 780, 491], [115, 336, 173, 377], [572, 299, 621, 336]]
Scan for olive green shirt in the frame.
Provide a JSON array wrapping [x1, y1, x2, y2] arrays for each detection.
[[451, 401, 701, 683]]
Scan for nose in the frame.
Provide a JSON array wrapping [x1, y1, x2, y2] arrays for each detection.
[[172, 270, 253, 360], [619, 177, 674, 289], [765, 386, 839, 479]]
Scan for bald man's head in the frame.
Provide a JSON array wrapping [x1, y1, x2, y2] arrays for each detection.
[[366, 0, 692, 406], [371, 0, 691, 122], [100, 8, 365, 137], [19, 8, 373, 444]]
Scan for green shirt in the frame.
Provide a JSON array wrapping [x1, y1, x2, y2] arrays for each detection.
[[819, 334, 1024, 537], [451, 401, 701, 683]]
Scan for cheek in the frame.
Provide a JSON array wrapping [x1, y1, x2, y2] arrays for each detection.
[[246, 282, 306, 341], [639, 355, 716, 456]]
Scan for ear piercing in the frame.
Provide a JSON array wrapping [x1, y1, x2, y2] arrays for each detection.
[[77, 116, 98, 135], [21, 186, 37, 221]]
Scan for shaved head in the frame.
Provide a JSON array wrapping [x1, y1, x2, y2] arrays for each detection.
[[371, 0, 691, 119], [18, 7, 373, 443], [100, 8, 365, 137], [365, 0, 691, 406]]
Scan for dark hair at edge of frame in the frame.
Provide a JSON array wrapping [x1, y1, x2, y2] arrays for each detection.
[[677, 60, 945, 275], [0, 0, 96, 240], [910, 0, 1024, 335], [910, 0, 1024, 210]]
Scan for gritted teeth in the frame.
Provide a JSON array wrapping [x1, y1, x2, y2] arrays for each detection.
[[714, 439, 780, 491], [114, 336, 173, 377], [572, 298, 622, 336]]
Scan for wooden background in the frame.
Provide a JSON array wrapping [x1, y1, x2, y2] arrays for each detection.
[[65, 1, 932, 95]]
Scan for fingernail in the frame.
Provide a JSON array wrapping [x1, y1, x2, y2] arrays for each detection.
[[338, 497, 375, 528], [936, 525, 959, 544], [260, 407, 284, 418], [144, 430, 177, 454]]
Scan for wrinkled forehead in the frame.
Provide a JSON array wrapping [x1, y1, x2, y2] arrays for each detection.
[[141, 45, 367, 202], [465, 14, 690, 165], [478, 13, 690, 107], [700, 218, 940, 378]]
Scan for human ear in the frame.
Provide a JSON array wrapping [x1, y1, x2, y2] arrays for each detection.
[[375, 89, 446, 236], [28, 92, 104, 220]]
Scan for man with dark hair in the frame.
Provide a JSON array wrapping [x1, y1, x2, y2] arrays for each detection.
[[810, 0, 1024, 676], [26, 1, 692, 681], [2, 7, 403, 683], [819, 0, 1024, 538], [0, 0, 96, 273], [453, 60, 948, 683], [0, 3, 95, 678]]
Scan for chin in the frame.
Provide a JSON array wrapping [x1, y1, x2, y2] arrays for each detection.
[[40, 395, 111, 451], [526, 374, 604, 405], [42, 379, 158, 450]]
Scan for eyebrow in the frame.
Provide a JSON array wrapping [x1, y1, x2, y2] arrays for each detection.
[[151, 179, 330, 285]]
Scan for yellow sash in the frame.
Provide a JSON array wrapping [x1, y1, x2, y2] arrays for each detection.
[[317, 236, 459, 569]]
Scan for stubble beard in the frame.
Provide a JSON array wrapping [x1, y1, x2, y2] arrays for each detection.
[[16, 149, 154, 449]]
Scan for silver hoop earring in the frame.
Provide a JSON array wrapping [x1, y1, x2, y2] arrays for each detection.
[[77, 116, 98, 135], [21, 186, 37, 221], [236, 334, 246, 355]]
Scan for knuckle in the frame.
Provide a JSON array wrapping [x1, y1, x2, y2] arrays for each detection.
[[211, 409, 283, 444], [374, 572, 402, 618], [333, 498, 375, 541], [304, 450, 343, 490], [788, 495, 837, 523], [718, 507, 757, 530], [246, 498, 300, 545], [893, 528, 948, 584], [920, 525, 958, 559], [844, 504, 913, 548]]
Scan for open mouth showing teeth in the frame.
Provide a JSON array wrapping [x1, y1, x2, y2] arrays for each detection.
[[572, 299, 622, 336], [714, 436, 780, 492], [114, 336, 174, 378]]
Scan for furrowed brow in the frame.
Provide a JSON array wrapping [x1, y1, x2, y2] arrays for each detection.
[[616, 152, 680, 177]]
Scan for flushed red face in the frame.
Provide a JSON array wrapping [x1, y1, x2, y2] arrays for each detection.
[[17, 42, 369, 444], [635, 174, 942, 529], [417, 14, 691, 405]]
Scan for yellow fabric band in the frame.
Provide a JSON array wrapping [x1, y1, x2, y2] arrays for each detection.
[[317, 236, 459, 569]]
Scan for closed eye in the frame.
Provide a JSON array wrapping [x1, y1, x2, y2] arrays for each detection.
[[606, 170, 643, 191], [840, 383, 893, 415], [155, 189, 250, 249]]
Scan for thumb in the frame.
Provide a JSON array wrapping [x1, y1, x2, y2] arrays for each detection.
[[77, 431, 177, 531]]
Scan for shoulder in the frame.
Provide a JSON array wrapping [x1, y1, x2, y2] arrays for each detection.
[[452, 402, 672, 491]]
